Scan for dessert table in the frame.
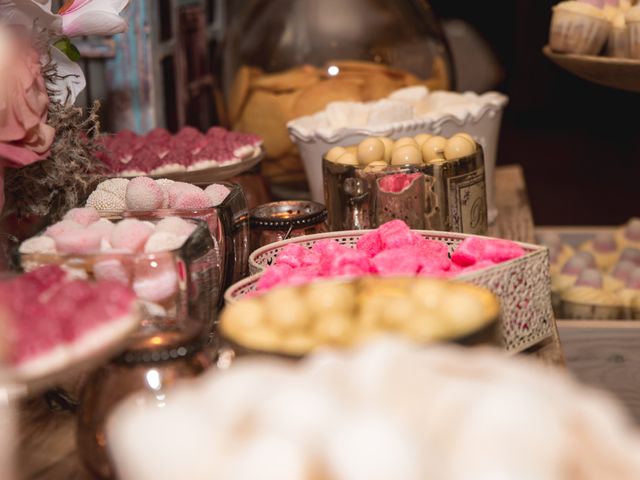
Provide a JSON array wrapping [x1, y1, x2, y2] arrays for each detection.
[[17, 164, 565, 479]]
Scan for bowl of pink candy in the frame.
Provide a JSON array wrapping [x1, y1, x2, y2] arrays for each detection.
[[17, 208, 218, 334], [226, 220, 555, 352]]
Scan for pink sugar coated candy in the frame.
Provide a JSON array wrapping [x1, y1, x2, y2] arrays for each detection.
[[575, 268, 604, 289], [204, 183, 231, 207], [611, 260, 635, 282], [311, 239, 345, 257], [593, 233, 617, 252], [45, 220, 83, 240], [55, 229, 102, 254], [144, 232, 186, 253], [378, 173, 421, 193], [627, 268, 640, 289], [87, 219, 115, 241], [275, 244, 319, 269], [256, 264, 293, 291], [282, 265, 322, 288], [377, 220, 424, 249], [459, 259, 496, 274], [133, 256, 178, 302], [561, 255, 591, 275], [63, 207, 101, 227], [451, 237, 485, 267], [155, 217, 197, 237], [167, 182, 203, 207], [318, 246, 370, 277], [482, 239, 525, 263], [94, 258, 132, 285], [125, 177, 164, 210], [110, 219, 154, 252], [356, 231, 384, 258], [372, 247, 423, 275], [172, 189, 212, 209]]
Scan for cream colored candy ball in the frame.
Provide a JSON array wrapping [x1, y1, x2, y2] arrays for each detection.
[[393, 137, 418, 150], [377, 137, 394, 163], [335, 152, 359, 166], [263, 288, 310, 331], [421, 136, 447, 162], [222, 299, 266, 335], [391, 144, 422, 166], [454, 132, 475, 144], [414, 133, 432, 147], [312, 313, 353, 345], [305, 282, 356, 315], [345, 145, 358, 156], [444, 135, 476, 160], [363, 161, 389, 173], [357, 138, 385, 165], [325, 146, 347, 162]]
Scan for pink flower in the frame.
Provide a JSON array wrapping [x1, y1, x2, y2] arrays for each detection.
[[0, 27, 55, 212], [59, 0, 130, 37]]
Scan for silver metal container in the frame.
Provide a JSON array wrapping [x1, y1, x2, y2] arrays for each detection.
[[323, 146, 488, 234]]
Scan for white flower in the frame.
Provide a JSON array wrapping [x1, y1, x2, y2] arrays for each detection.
[[59, 0, 131, 37], [0, 0, 62, 33], [47, 46, 86, 105]]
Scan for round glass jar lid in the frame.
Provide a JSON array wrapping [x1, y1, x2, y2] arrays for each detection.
[[249, 201, 327, 230]]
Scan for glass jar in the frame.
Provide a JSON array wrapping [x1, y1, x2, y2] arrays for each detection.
[[76, 323, 212, 480], [249, 200, 328, 251], [221, 0, 454, 192]]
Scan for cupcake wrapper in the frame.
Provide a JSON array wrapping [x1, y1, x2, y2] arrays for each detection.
[[607, 26, 630, 58], [550, 9, 610, 55], [562, 300, 621, 319], [627, 21, 640, 59]]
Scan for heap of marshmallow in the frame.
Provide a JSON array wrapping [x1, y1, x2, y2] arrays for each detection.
[[288, 86, 508, 139], [256, 220, 525, 292], [107, 339, 640, 480], [86, 177, 231, 212], [97, 127, 262, 176]]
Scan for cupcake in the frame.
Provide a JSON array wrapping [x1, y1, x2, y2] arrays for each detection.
[[606, 9, 630, 57], [626, 6, 640, 58], [579, 232, 619, 270], [550, 252, 596, 313], [538, 232, 575, 274], [616, 218, 640, 250], [617, 267, 640, 318], [618, 247, 640, 266], [561, 268, 622, 319], [550, 1, 611, 55]]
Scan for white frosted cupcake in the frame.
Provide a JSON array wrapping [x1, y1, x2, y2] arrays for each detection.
[[579, 232, 619, 270], [617, 267, 640, 318], [550, 1, 611, 55], [617, 247, 640, 266], [616, 218, 640, 250], [626, 6, 640, 58], [561, 268, 622, 319], [550, 252, 597, 313], [538, 232, 575, 274]]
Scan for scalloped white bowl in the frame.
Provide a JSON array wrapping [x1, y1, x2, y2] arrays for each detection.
[[288, 91, 508, 224]]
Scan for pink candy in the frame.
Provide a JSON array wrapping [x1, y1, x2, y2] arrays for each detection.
[[204, 183, 231, 206], [46, 220, 83, 240], [55, 229, 102, 254], [356, 231, 384, 258], [63, 207, 101, 227], [125, 177, 164, 210], [110, 219, 154, 252], [378, 173, 421, 193], [319, 247, 370, 277], [451, 237, 525, 267], [172, 189, 211, 209], [275, 244, 319, 269]]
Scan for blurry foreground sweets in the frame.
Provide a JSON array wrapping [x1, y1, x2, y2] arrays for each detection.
[[107, 339, 640, 480]]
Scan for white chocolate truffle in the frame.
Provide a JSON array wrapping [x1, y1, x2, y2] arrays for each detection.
[[421, 136, 447, 162], [357, 138, 385, 165], [325, 146, 347, 162], [377, 137, 394, 163], [414, 134, 432, 147], [335, 152, 359, 166], [393, 137, 418, 150], [444, 135, 476, 160], [391, 144, 422, 166]]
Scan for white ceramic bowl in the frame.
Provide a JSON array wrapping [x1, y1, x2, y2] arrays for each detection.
[[288, 91, 508, 224]]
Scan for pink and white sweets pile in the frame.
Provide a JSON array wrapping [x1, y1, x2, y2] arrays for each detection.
[[19, 209, 199, 306], [256, 220, 525, 292], [86, 177, 231, 212], [97, 127, 262, 176], [0, 265, 137, 377]]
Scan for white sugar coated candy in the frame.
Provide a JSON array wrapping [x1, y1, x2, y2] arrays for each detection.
[[19, 236, 56, 255]]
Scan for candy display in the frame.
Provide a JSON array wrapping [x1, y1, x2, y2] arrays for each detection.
[[221, 277, 499, 356], [541, 218, 640, 318], [107, 339, 640, 480], [86, 177, 231, 212], [549, 0, 640, 58], [96, 127, 262, 176], [253, 220, 524, 293], [323, 133, 489, 233], [0, 266, 138, 380]]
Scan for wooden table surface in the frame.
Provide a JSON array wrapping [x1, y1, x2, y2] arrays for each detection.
[[15, 165, 565, 479]]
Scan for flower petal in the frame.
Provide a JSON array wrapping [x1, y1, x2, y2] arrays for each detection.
[[0, 0, 62, 33], [62, 10, 127, 37], [47, 46, 86, 105]]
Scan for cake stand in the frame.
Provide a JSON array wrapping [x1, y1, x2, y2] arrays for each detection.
[[543, 45, 640, 92]]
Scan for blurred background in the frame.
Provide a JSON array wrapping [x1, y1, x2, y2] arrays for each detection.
[[74, 0, 639, 226]]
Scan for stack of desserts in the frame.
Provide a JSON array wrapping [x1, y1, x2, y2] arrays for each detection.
[[549, 0, 640, 58], [96, 127, 262, 176], [542, 218, 640, 319]]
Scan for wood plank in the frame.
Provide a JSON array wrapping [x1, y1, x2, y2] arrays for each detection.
[[558, 320, 640, 423]]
